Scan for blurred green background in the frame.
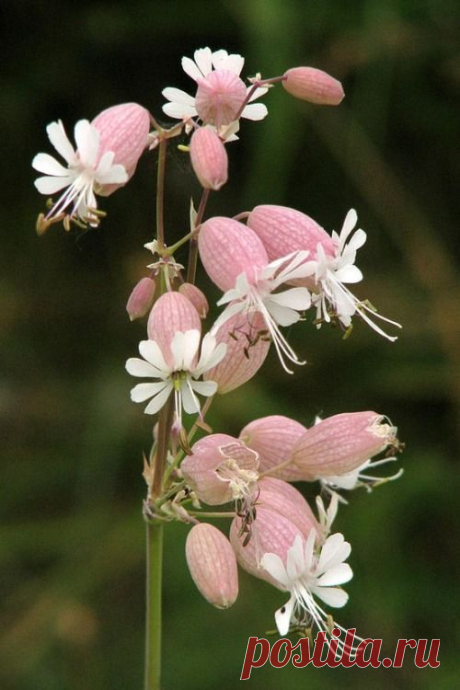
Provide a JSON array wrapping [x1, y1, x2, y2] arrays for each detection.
[[1, 0, 459, 688]]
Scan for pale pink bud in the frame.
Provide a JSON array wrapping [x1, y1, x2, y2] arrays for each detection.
[[126, 277, 156, 321], [230, 507, 303, 588], [257, 477, 319, 538], [182, 434, 259, 505], [290, 411, 398, 480], [186, 523, 238, 609], [239, 415, 306, 480], [248, 204, 335, 262], [178, 282, 209, 318], [147, 292, 201, 367], [204, 312, 270, 393], [92, 103, 150, 195], [195, 70, 247, 126], [198, 217, 268, 291], [190, 128, 228, 191], [283, 67, 344, 105]]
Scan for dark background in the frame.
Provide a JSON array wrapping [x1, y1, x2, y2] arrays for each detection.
[[1, 1, 459, 688]]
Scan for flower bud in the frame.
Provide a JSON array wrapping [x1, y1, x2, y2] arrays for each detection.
[[182, 434, 259, 505], [257, 477, 319, 538], [91, 103, 150, 195], [205, 312, 270, 393], [283, 67, 344, 106], [239, 415, 306, 480], [126, 277, 156, 321], [186, 523, 239, 608], [230, 507, 303, 588], [198, 217, 268, 291], [147, 292, 201, 366], [178, 283, 209, 318], [290, 411, 398, 480], [190, 128, 228, 191]]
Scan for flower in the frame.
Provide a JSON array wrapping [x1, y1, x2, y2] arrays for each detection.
[[198, 217, 313, 372], [282, 67, 344, 105], [162, 48, 268, 132], [32, 103, 149, 230], [261, 531, 353, 643], [125, 330, 226, 424], [311, 209, 402, 339], [247, 205, 401, 340]]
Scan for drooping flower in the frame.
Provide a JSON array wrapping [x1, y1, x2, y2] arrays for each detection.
[[33, 103, 150, 230], [125, 330, 226, 424], [261, 530, 354, 645], [162, 48, 268, 133], [198, 217, 314, 372], [289, 411, 401, 488], [189, 126, 228, 190], [310, 209, 401, 339], [248, 205, 401, 340]]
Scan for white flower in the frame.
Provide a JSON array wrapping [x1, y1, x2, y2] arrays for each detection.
[[262, 531, 354, 644], [32, 120, 128, 226], [312, 209, 402, 340], [213, 251, 314, 373], [316, 492, 339, 541], [126, 330, 226, 423], [162, 47, 268, 133]]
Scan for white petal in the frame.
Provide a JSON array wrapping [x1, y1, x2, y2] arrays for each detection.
[[274, 596, 296, 636], [268, 288, 311, 311], [261, 553, 289, 587], [338, 209, 358, 251], [216, 53, 244, 75], [97, 162, 128, 185], [334, 265, 363, 284], [316, 563, 353, 587], [347, 228, 366, 252], [74, 120, 99, 166], [130, 381, 169, 403], [195, 334, 226, 374], [248, 86, 269, 102], [46, 120, 76, 164], [180, 380, 200, 414], [181, 56, 203, 82], [190, 379, 217, 397], [265, 301, 300, 327], [125, 357, 164, 379], [241, 103, 268, 121], [314, 586, 349, 608], [318, 533, 351, 573], [193, 47, 213, 77], [172, 330, 200, 370], [303, 529, 316, 571], [139, 340, 170, 372], [143, 384, 173, 414], [162, 102, 197, 119], [32, 153, 71, 177], [34, 175, 74, 195], [162, 87, 196, 106]]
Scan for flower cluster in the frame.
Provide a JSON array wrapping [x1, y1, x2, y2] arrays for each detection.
[[34, 46, 404, 658]]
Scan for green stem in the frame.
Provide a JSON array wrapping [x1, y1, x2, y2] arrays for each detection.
[[186, 188, 210, 284], [144, 522, 163, 690], [156, 138, 168, 250]]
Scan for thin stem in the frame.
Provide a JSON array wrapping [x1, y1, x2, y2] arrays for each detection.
[[156, 138, 168, 250], [186, 510, 236, 519], [186, 188, 210, 284], [152, 394, 175, 498], [144, 522, 163, 690]]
